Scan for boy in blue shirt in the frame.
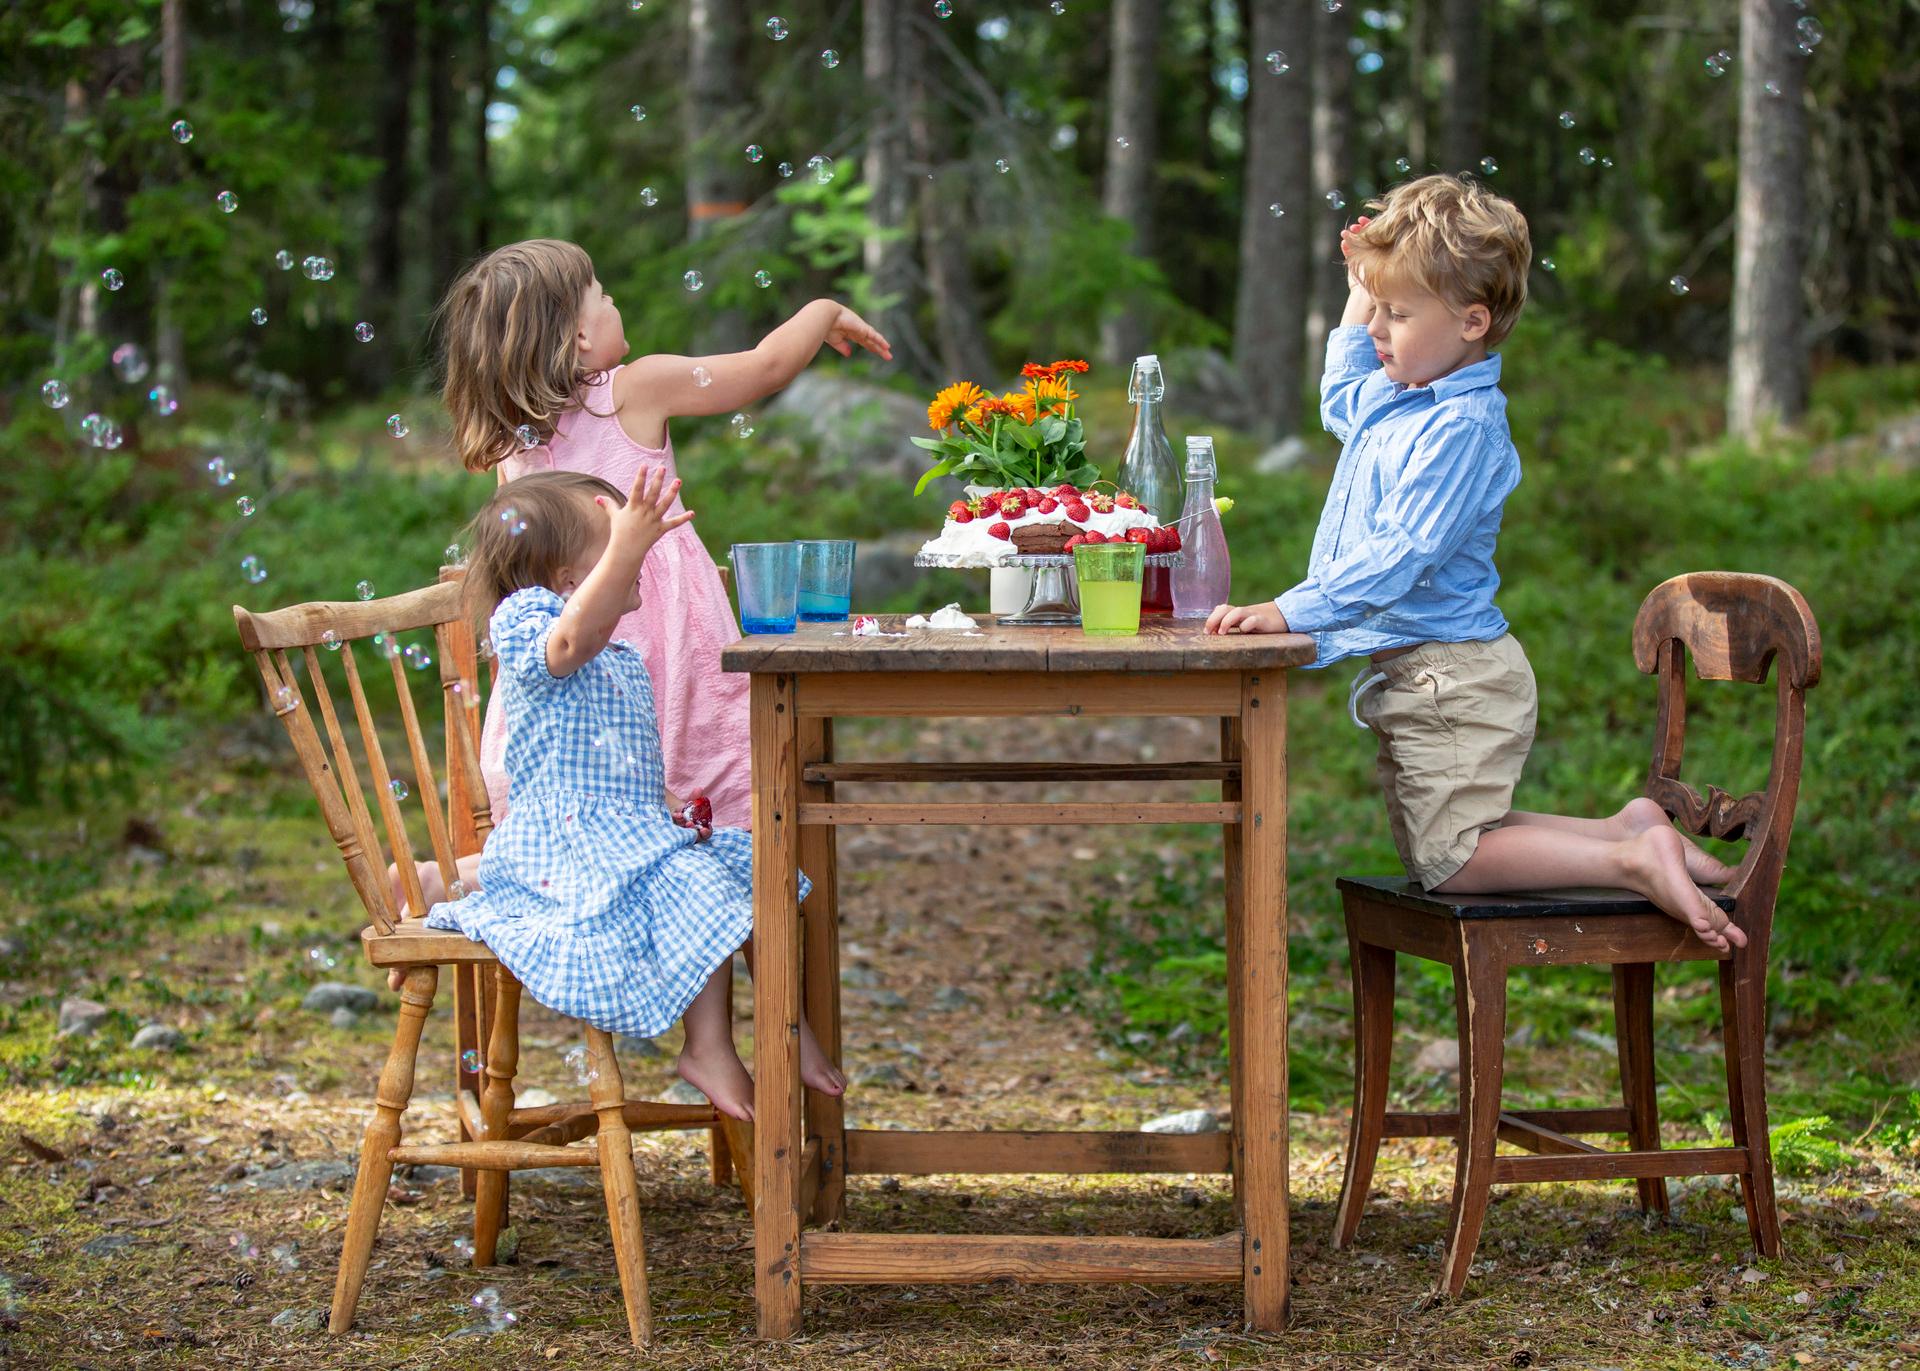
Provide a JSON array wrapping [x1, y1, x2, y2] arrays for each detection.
[[1206, 175, 1742, 953]]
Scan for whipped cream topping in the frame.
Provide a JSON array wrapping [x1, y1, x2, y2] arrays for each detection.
[[918, 502, 1159, 568]]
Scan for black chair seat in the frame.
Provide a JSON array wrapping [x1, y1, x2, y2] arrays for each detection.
[[1336, 875, 1736, 920]]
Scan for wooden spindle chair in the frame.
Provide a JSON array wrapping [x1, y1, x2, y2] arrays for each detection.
[[234, 575, 753, 1345], [1332, 572, 1821, 1295]]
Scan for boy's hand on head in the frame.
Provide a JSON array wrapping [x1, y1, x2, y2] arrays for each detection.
[[601, 464, 694, 554], [824, 304, 893, 362], [1204, 602, 1291, 636]]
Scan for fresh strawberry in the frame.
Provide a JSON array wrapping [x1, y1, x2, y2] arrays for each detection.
[[949, 499, 970, 518], [1064, 501, 1091, 522], [1037, 497, 1059, 514], [1126, 527, 1151, 545], [952, 508, 974, 524], [1151, 526, 1171, 553], [999, 494, 1026, 519], [1051, 483, 1080, 499], [966, 496, 991, 518], [988, 521, 1012, 541], [1064, 534, 1086, 550], [1165, 524, 1182, 551], [1087, 491, 1116, 514], [1084, 529, 1108, 545], [1023, 487, 1044, 504], [1115, 493, 1142, 510], [673, 794, 714, 830]]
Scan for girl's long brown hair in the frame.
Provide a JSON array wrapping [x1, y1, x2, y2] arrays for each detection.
[[435, 239, 608, 474], [460, 471, 623, 644]]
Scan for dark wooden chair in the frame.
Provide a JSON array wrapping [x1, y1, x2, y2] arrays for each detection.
[[1331, 571, 1821, 1295]]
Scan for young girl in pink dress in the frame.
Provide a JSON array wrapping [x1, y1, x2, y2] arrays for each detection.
[[436, 238, 891, 829]]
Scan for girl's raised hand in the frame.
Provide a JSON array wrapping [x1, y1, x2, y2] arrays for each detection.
[[824, 304, 893, 361], [599, 464, 693, 556]]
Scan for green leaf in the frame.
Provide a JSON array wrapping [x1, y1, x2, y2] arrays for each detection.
[[913, 456, 959, 497]]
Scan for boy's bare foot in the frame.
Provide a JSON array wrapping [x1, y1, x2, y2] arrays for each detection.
[[1616, 797, 1737, 887], [1621, 827, 1747, 954], [677, 1041, 756, 1122], [799, 1019, 847, 1096]]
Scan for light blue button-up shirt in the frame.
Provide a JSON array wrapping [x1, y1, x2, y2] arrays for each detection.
[[1275, 325, 1520, 670]]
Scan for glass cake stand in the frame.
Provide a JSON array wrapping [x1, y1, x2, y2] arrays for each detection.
[[915, 550, 1184, 627]]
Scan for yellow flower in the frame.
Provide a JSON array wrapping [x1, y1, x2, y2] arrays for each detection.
[[928, 381, 986, 431], [962, 403, 986, 428], [1002, 390, 1038, 424], [1025, 375, 1078, 415]]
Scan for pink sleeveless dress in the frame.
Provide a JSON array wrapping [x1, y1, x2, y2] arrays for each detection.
[[480, 366, 752, 830]]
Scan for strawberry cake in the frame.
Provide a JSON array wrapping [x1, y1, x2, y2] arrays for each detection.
[[917, 484, 1180, 569]]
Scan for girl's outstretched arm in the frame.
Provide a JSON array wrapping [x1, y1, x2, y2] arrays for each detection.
[[613, 299, 892, 441]]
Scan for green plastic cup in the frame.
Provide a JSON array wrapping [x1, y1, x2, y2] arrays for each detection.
[[1074, 542, 1145, 637]]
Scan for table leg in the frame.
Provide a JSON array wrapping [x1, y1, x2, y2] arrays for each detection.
[[799, 716, 846, 1226], [1220, 717, 1247, 1228], [1235, 670, 1291, 1331], [751, 673, 805, 1339]]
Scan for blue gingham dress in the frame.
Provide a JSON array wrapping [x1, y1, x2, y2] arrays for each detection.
[[426, 587, 805, 1038]]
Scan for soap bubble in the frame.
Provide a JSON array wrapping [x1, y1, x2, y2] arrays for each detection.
[[639, 185, 658, 206], [1478, 156, 1498, 175], [692, 365, 712, 387], [765, 16, 788, 39], [228, 1231, 260, 1262], [821, 48, 840, 68], [216, 189, 239, 213], [275, 249, 294, 270], [745, 143, 764, 163], [995, 158, 1011, 174], [171, 119, 193, 143], [1114, 136, 1130, 149], [269, 1242, 300, 1273], [322, 628, 342, 651], [235, 495, 256, 517], [444, 541, 463, 565], [499, 505, 528, 536], [754, 269, 773, 288], [112, 342, 150, 383], [1578, 146, 1597, 166], [1266, 50, 1289, 74], [41, 379, 70, 409], [387, 414, 408, 437], [241, 554, 268, 584], [453, 1235, 475, 1261], [1268, 202, 1285, 217], [934, 0, 952, 16], [1601, 155, 1613, 168], [1705, 49, 1733, 77], [1323, 0, 1342, 9], [461, 1048, 483, 1072], [149, 384, 178, 416], [1764, 79, 1783, 97], [730, 412, 748, 429], [404, 644, 432, 672], [80, 413, 123, 450], [630, 103, 647, 120], [306, 945, 337, 969], [683, 269, 704, 292], [373, 632, 401, 659], [272, 684, 297, 712], [776, 161, 794, 178], [1668, 275, 1691, 296], [1325, 189, 1346, 210], [808, 154, 835, 183], [356, 579, 375, 600], [448, 879, 470, 901], [731, 413, 755, 439], [515, 423, 539, 448], [1558, 110, 1576, 129], [355, 321, 374, 342], [1394, 157, 1411, 174], [1795, 15, 1822, 47], [389, 778, 410, 801], [102, 268, 125, 291], [250, 307, 268, 325], [1540, 257, 1557, 272], [470, 1287, 517, 1333], [1355, 50, 1383, 74], [302, 255, 335, 281], [1051, 0, 1065, 11], [564, 1045, 591, 1084], [207, 456, 232, 485]]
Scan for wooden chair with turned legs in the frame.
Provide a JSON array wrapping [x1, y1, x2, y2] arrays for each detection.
[[1332, 571, 1821, 1296], [234, 577, 753, 1345]]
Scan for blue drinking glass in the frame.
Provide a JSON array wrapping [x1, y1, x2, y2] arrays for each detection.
[[796, 539, 856, 622], [731, 542, 799, 634]]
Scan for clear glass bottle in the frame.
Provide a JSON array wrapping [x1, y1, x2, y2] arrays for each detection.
[[1119, 355, 1183, 614], [1171, 436, 1232, 620]]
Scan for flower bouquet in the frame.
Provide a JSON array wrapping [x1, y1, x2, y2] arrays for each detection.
[[912, 359, 1100, 496]]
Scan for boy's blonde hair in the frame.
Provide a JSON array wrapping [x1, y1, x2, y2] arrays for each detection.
[[459, 470, 623, 642], [436, 239, 605, 474], [1345, 175, 1531, 347]]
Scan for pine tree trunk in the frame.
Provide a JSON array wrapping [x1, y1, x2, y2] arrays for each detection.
[[687, 0, 750, 349], [1233, 0, 1312, 439], [425, 0, 460, 298], [471, 0, 491, 254], [1099, 0, 1163, 366], [1728, 0, 1809, 436], [906, 13, 993, 381], [862, 0, 915, 372], [1306, 0, 1352, 350], [155, 0, 187, 392], [362, 0, 417, 382], [1436, 0, 1487, 173]]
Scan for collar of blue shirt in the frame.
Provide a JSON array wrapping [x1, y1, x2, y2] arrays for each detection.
[[1397, 350, 1502, 402]]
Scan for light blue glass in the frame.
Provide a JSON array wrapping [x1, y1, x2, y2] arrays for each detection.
[[732, 541, 799, 634], [796, 539, 856, 621]]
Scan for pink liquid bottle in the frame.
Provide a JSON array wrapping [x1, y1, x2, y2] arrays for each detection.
[[1171, 436, 1231, 620]]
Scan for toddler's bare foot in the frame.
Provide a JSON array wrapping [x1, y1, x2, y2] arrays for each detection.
[[1622, 827, 1747, 954], [1616, 797, 1737, 887], [678, 1042, 756, 1123], [799, 1019, 847, 1096]]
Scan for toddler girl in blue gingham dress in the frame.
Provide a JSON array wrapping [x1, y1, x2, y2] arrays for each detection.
[[414, 466, 847, 1121]]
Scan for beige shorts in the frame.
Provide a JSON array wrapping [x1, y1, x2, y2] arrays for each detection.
[[1350, 634, 1537, 890]]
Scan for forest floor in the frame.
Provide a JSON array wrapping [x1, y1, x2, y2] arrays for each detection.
[[2, 711, 1917, 1369]]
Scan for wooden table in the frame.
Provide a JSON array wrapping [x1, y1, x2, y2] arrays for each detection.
[[721, 615, 1316, 1338]]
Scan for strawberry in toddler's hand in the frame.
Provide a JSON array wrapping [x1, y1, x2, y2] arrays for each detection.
[[673, 794, 714, 842]]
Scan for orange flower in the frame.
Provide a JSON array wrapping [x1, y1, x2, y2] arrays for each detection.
[[1001, 390, 1038, 424], [1048, 358, 1090, 375], [1026, 374, 1077, 415], [962, 403, 987, 428], [1020, 362, 1052, 380], [928, 381, 986, 431]]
